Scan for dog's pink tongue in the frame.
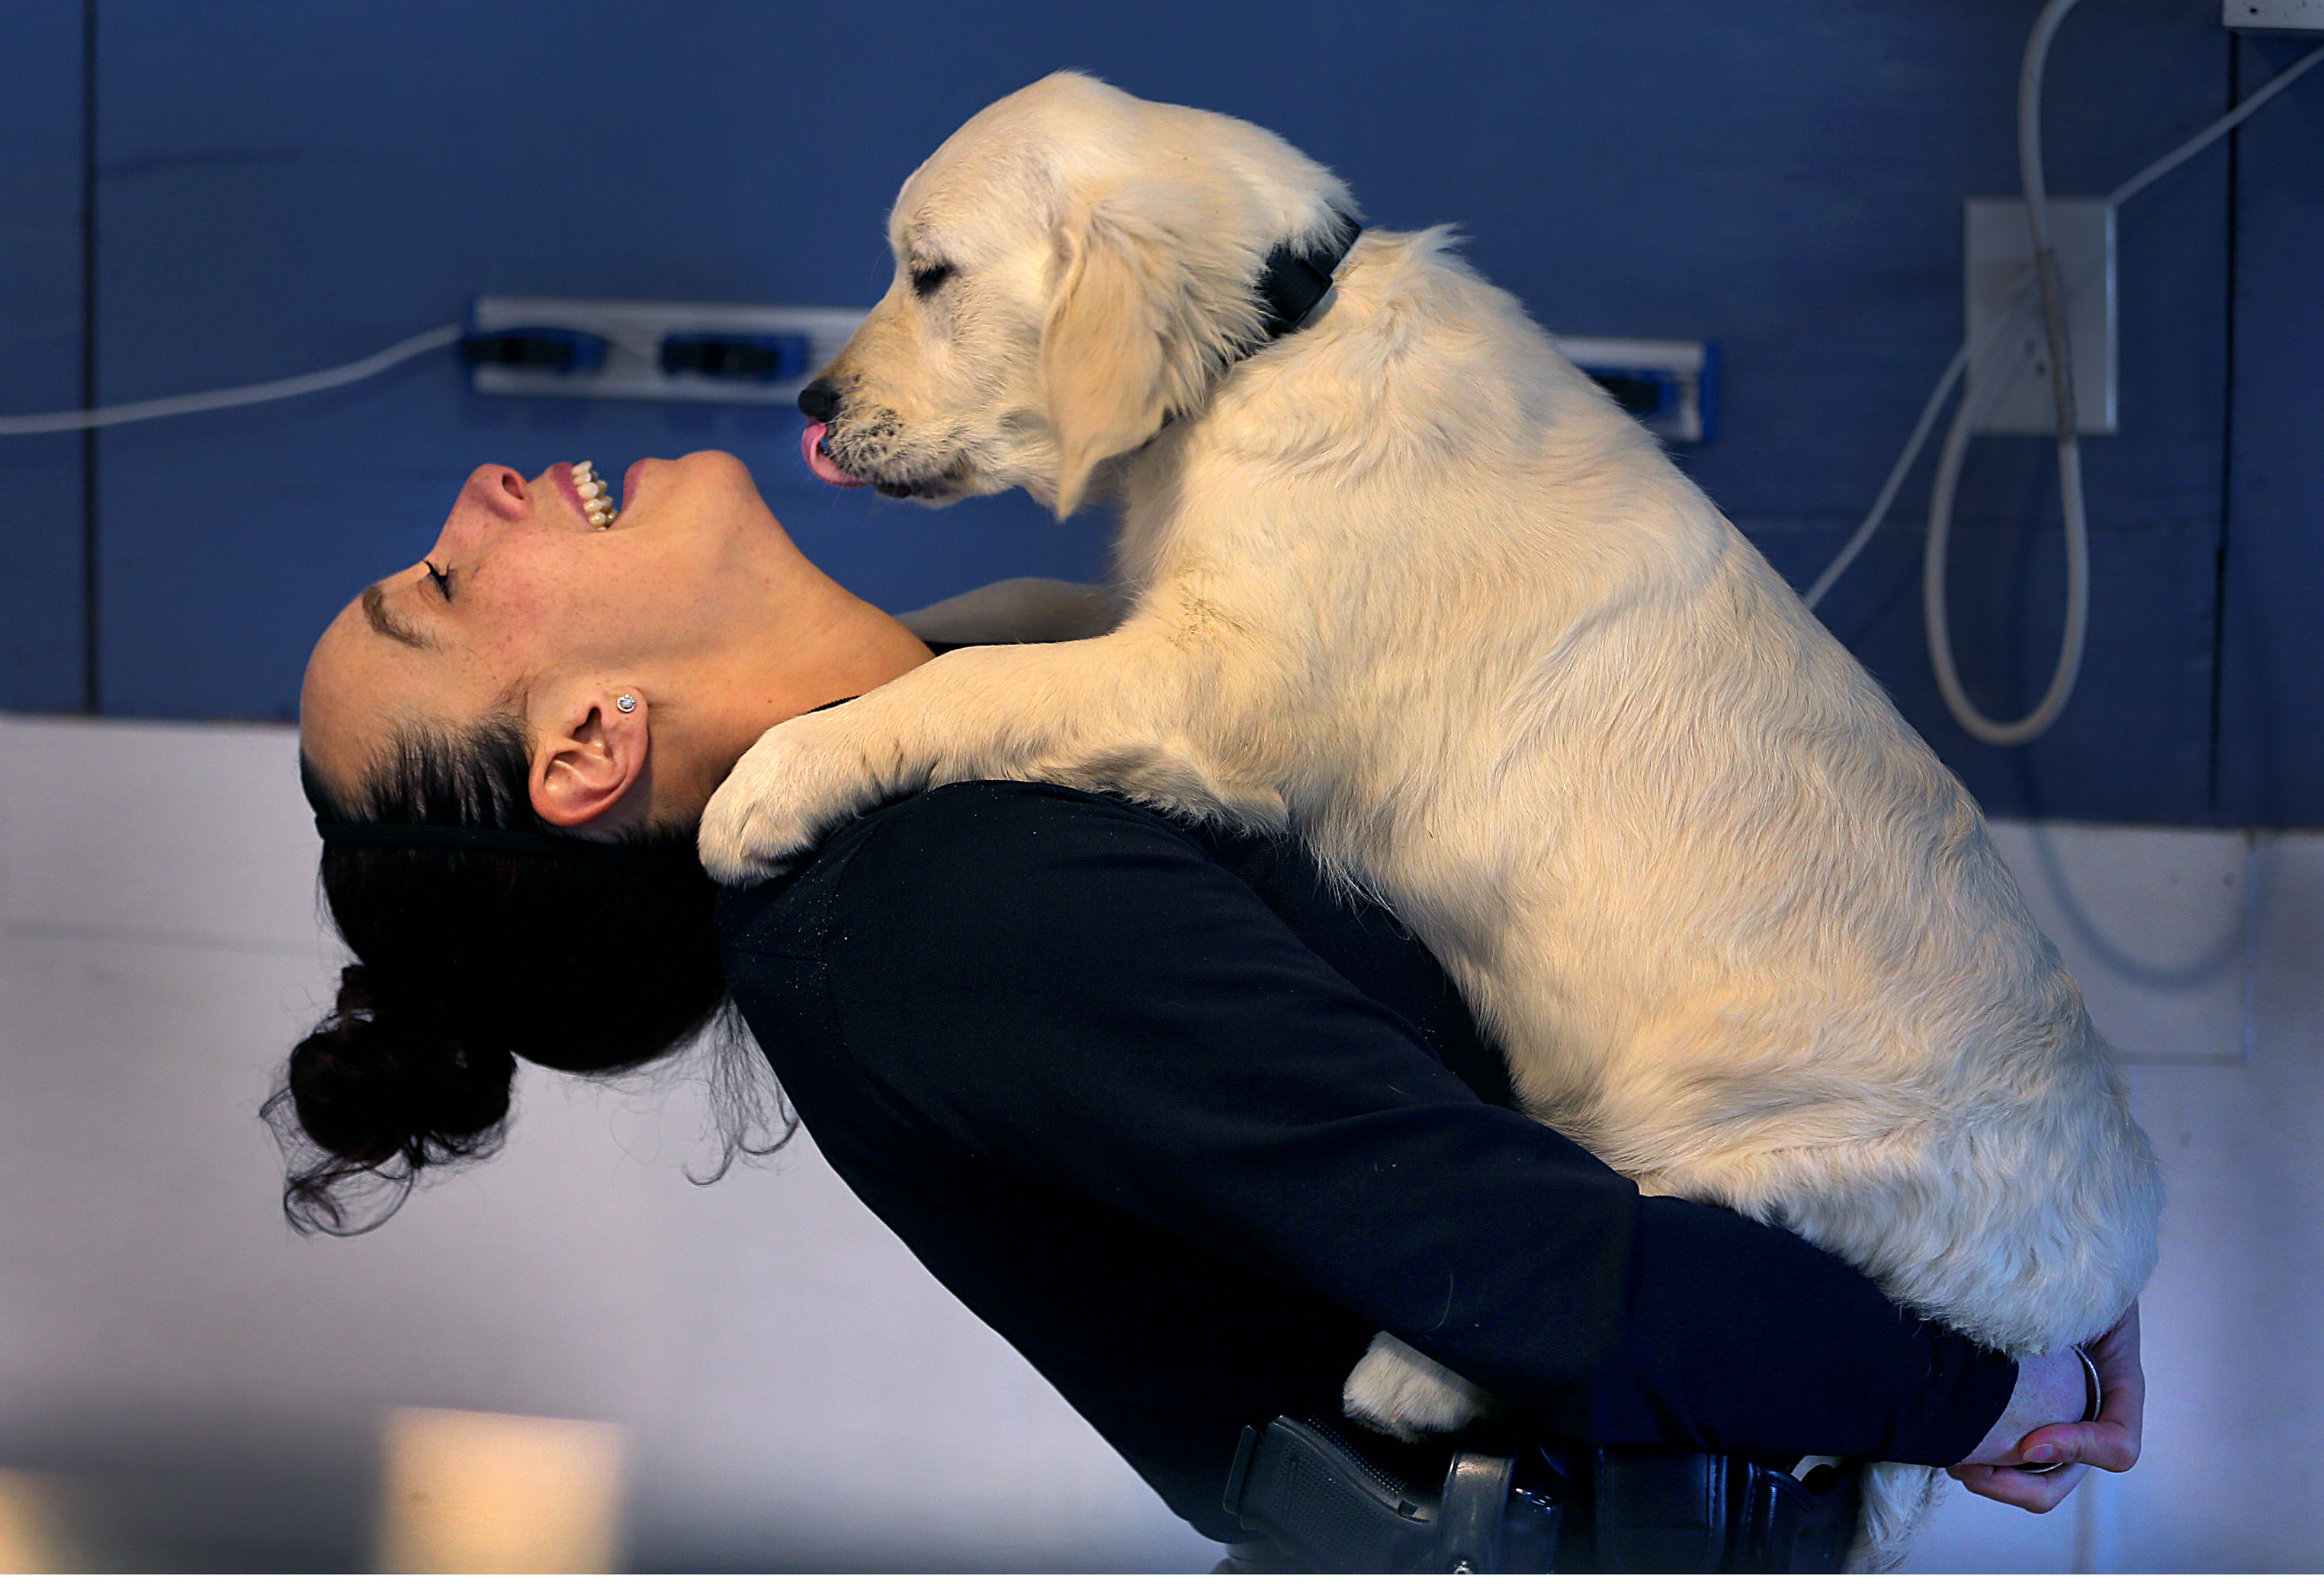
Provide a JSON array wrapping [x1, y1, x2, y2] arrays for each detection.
[[801, 422, 867, 488]]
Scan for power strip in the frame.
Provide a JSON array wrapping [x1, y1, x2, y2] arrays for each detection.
[[1555, 337, 1716, 443], [464, 297, 863, 405], [462, 296, 1715, 442]]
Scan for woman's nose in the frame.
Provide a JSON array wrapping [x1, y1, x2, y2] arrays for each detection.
[[463, 463, 531, 520]]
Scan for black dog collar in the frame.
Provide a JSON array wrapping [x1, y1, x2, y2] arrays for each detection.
[[1247, 208, 1363, 348]]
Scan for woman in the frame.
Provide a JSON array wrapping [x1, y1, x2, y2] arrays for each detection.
[[284, 450, 2141, 1567]]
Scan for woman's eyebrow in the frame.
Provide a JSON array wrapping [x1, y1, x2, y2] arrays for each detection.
[[361, 581, 435, 652]]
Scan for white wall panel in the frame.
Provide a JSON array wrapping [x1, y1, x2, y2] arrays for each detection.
[[2, 714, 2316, 1569]]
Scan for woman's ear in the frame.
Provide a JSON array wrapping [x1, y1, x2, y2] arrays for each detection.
[[529, 690, 649, 832]]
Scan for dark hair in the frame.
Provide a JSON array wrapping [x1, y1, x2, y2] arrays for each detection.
[[268, 712, 786, 1234]]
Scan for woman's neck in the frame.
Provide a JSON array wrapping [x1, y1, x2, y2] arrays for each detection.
[[659, 577, 933, 823]]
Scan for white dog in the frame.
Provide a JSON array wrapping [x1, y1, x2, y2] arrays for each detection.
[[698, 72, 2160, 1567]]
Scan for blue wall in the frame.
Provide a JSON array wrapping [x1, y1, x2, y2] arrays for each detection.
[[2, 0, 2316, 824], [0, 4, 86, 714], [2220, 30, 2324, 827]]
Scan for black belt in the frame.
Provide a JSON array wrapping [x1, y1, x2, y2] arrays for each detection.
[[1220, 1415, 1861, 1573]]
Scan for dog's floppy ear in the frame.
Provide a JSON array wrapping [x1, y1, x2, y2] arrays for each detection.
[[1042, 203, 1177, 518], [1042, 183, 1260, 518]]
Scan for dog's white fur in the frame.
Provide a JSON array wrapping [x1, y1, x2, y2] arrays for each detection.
[[698, 73, 2162, 1567]]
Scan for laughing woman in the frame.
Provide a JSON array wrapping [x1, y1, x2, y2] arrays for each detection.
[[280, 449, 2141, 1571]]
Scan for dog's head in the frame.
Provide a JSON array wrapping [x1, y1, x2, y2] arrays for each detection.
[[798, 72, 1356, 517]]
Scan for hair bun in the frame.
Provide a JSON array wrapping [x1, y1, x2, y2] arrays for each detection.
[[269, 961, 518, 1232]]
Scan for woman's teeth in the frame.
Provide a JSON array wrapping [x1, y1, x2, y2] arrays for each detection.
[[573, 461, 617, 527]]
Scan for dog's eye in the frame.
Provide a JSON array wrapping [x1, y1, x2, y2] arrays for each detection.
[[910, 262, 955, 297]]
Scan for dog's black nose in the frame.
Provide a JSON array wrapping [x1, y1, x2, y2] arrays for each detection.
[[798, 380, 842, 422]]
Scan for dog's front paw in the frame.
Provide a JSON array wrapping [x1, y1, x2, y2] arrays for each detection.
[[1341, 1331, 1494, 1441], [697, 712, 898, 884]]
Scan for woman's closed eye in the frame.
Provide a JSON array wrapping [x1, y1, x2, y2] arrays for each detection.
[[424, 560, 455, 600]]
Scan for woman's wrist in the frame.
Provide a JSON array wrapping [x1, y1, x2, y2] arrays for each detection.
[[1960, 1348, 2090, 1465], [1948, 1305, 2142, 1514], [2014, 1347, 2102, 1472]]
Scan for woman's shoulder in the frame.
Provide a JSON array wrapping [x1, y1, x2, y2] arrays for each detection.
[[715, 781, 1213, 956], [830, 779, 1223, 916], [853, 778, 1199, 856]]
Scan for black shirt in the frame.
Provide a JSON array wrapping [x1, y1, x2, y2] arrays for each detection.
[[715, 781, 2013, 1539]]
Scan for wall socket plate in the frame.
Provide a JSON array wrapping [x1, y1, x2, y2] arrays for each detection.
[[466, 297, 865, 404], [1964, 197, 2117, 436]]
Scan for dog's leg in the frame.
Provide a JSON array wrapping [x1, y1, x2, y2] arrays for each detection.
[[893, 576, 1126, 646], [698, 632, 1278, 881], [1846, 1462, 1944, 1571], [1340, 1331, 1496, 1441]]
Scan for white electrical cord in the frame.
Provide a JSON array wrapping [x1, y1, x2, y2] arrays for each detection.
[[1814, 38, 2324, 620], [1801, 274, 2035, 610], [1921, 0, 2092, 747], [1808, 24, 2324, 748], [1922, 300, 2087, 743], [2, 29, 2314, 643], [2109, 40, 2324, 210], [0, 322, 462, 436]]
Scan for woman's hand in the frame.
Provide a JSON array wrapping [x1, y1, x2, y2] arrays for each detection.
[[1948, 1304, 2143, 1513]]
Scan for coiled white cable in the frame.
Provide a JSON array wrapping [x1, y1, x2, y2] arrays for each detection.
[[1922, 297, 2087, 745], [1920, 0, 2091, 746], [1809, 21, 2323, 747]]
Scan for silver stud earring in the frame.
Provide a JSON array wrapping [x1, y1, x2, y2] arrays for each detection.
[[615, 694, 637, 714]]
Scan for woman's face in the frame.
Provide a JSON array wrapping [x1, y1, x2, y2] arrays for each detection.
[[302, 449, 897, 823]]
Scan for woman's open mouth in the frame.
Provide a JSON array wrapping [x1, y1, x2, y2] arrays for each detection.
[[557, 461, 622, 528]]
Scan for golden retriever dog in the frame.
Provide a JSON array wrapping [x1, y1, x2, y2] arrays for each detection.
[[697, 72, 2161, 1566]]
